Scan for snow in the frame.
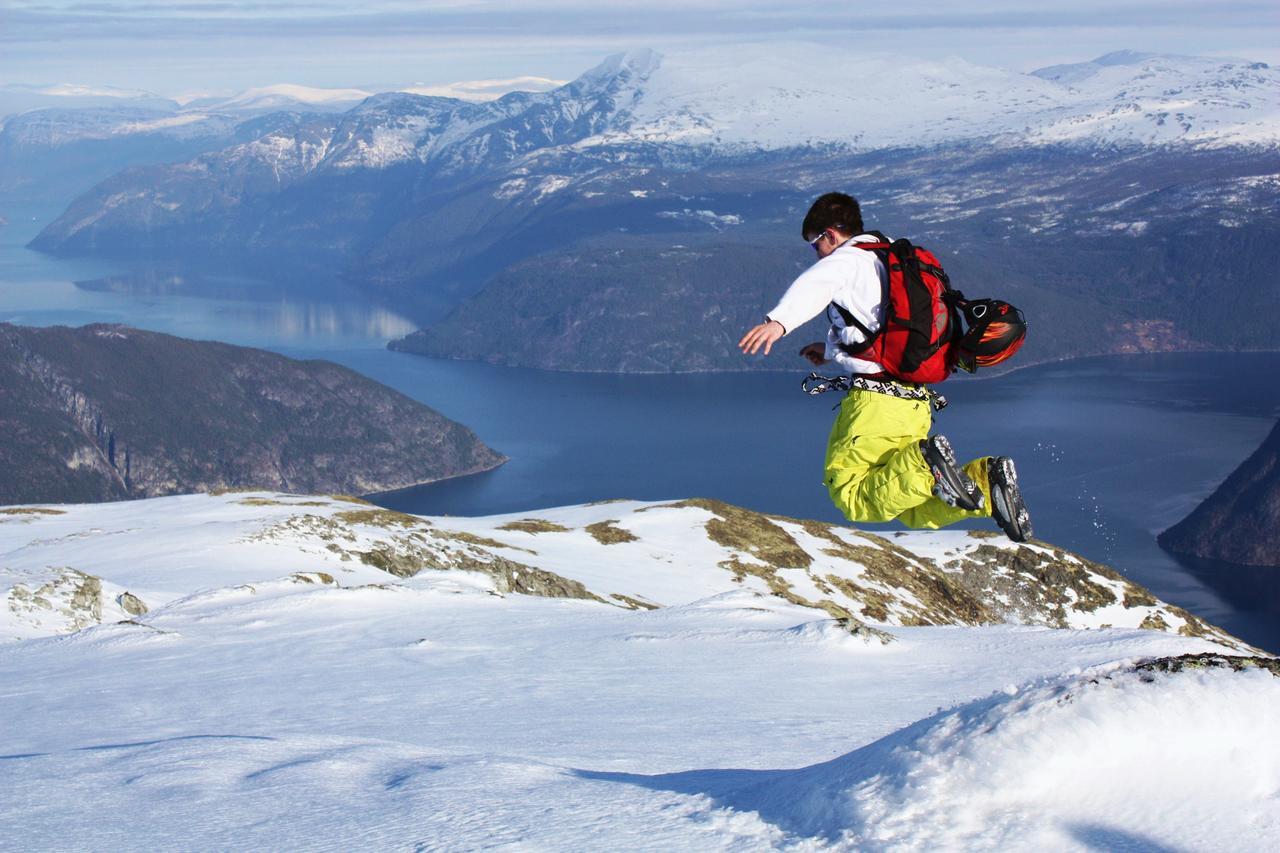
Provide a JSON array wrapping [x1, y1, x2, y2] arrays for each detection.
[[658, 208, 744, 229], [34, 83, 158, 100], [211, 84, 374, 109], [575, 44, 1280, 153], [0, 493, 1274, 849], [401, 76, 568, 101]]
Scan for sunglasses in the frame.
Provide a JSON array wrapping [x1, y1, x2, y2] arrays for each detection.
[[807, 231, 827, 251]]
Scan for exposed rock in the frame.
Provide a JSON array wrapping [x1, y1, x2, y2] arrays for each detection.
[[1134, 653, 1280, 677], [4, 492, 1244, 651], [246, 510, 599, 604], [6, 568, 104, 634], [585, 520, 639, 545], [497, 519, 572, 534], [116, 591, 148, 616]]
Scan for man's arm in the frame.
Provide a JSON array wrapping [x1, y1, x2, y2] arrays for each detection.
[[739, 257, 842, 358]]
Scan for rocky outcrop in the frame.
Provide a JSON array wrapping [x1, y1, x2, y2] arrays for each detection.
[[0, 492, 1249, 651], [1158, 419, 1280, 567], [0, 323, 504, 504]]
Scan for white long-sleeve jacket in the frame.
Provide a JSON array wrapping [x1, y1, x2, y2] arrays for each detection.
[[765, 234, 888, 375]]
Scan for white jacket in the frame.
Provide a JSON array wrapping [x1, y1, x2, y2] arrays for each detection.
[[765, 234, 888, 375]]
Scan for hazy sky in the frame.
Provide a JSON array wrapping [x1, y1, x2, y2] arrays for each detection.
[[3, 0, 1278, 95]]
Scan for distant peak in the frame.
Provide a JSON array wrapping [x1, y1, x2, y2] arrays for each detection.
[[581, 49, 664, 83], [1091, 49, 1156, 67]]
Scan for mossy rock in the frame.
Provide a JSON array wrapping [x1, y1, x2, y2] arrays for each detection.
[[658, 498, 811, 569], [1123, 588, 1159, 608], [335, 508, 427, 529], [355, 544, 428, 578], [1139, 611, 1171, 631], [497, 519, 572, 534], [483, 557, 605, 602], [1134, 653, 1280, 677], [585, 520, 639, 545]]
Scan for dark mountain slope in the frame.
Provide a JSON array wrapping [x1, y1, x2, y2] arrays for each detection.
[[0, 324, 504, 504], [1159, 419, 1280, 567]]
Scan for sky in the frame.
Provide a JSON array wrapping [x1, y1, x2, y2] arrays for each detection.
[[2, 0, 1278, 96]]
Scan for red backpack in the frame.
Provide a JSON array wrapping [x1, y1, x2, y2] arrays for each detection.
[[830, 233, 1027, 384], [829, 233, 959, 384]]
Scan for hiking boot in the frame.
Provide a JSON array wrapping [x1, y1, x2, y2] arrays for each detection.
[[920, 435, 984, 512], [988, 456, 1032, 542]]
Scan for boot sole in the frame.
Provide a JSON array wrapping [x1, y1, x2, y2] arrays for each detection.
[[991, 457, 1032, 542], [925, 436, 984, 512]]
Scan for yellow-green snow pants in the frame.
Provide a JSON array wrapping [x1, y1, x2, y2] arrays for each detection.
[[824, 387, 992, 528]]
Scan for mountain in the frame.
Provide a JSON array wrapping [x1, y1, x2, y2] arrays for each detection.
[[0, 323, 504, 504], [0, 83, 179, 117], [0, 492, 1273, 848], [1158, 418, 1280, 567], [186, 84, 375, 114], [0, 106, 261, 214], [26, 47, 1280, 368]]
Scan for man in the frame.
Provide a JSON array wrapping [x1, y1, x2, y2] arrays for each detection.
[[738, 192, 1031, 541]]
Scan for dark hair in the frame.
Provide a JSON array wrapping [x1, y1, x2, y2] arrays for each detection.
[[801, 192, 864, 241]]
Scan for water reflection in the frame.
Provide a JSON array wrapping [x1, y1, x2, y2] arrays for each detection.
[[0, 243, 418, 350], [75, 267, 418, 342]]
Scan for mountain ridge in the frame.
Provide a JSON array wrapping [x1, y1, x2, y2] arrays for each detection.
[[0, 323, 504, 504], [1159, 418, 1280, 567]]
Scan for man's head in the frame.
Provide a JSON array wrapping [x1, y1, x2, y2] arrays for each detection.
[[802, 192, 864, 257]]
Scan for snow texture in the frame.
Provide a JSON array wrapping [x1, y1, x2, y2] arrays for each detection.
[[1, 493, 1274, 849]]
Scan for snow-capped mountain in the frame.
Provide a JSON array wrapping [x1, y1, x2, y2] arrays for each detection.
[[402, 75, 568, 101], [184, 83, 376, 114], [0, 107, 239, 147], [0, 83, 179, 117], [12, 46, 1277, 172], [592, 46, 1280, 152], [1, 492, 1274, 848], [22, 46, 1280, 369]]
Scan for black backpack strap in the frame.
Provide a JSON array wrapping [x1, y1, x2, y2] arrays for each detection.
[[828, 301, 876, 341]]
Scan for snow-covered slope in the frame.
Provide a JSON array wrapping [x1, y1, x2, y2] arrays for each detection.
[[0, 493, 1236, 646], [0, 107, 239, 147], [192, 84, 375, 113], [0, 83, 179, 118], [0, 493, 1273, 849], [584, 45, 1280, 153]]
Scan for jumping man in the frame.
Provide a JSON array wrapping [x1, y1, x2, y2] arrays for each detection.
[[738, 192, 1031, 541]]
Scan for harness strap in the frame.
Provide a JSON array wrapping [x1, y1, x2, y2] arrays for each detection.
[[801, 372, 948, 413]]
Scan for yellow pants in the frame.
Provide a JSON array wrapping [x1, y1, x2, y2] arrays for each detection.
[[824, 388, 992, 529]]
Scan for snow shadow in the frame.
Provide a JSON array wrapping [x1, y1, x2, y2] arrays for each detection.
[[0, 733, 276, 761], [1063, 822, 1186, 853]]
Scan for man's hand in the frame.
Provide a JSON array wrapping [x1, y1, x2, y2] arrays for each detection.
[[738, 320, 785, 356], [799, 342, 827, 366]]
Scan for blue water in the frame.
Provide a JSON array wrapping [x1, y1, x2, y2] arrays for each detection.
[[2, 214, 1277, 652]]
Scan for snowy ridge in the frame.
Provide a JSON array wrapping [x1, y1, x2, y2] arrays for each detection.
[[584, 46, 1280, 153], [201, 84, 374, 111], [1, 493, 1273, 848], [0, 493, 1238, 647], [9, 48, 1277, 160]]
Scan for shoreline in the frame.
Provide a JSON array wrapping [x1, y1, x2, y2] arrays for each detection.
[[383, 343, 1280, 381]]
